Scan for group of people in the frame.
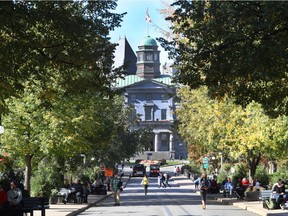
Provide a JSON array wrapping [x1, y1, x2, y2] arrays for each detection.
[[110, 171, 174, 206], [157, 172, 171, 188], [0, 180, 24, 216], [63, 178, 88, 204]]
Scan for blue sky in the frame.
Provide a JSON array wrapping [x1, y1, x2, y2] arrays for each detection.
[[109, 0, 173, 65]]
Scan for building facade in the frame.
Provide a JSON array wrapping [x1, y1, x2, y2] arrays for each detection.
[[113, 36, 186, 160]]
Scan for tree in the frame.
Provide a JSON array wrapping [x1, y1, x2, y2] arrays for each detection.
[[176, 86, 287, 178], [0, 1, 125, 112], [160, 1, 288, 117]]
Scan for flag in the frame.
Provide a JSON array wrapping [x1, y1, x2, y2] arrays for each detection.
[[145, 8, 151, 23]]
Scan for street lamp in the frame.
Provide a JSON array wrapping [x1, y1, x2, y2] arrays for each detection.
[[219, 152, 223, 170]]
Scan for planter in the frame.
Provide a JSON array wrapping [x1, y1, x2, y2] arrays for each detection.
[[245, 191, 260, 201]]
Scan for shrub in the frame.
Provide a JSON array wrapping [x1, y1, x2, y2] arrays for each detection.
[[233, 163, 248, 179], [269, 170, 288, 187], [31, 160, 62, 198], [255, 165, 269, 186]]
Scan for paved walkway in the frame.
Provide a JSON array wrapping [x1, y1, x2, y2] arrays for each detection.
[[172, 175, 288, 216], [33, 174, 288, 216]]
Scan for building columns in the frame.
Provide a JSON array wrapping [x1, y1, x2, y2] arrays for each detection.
[[154, 133, 159, 152], [169, 133, 173, 152]]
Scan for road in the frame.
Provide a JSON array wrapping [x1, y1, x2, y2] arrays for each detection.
[[77, 165, 259, 216]]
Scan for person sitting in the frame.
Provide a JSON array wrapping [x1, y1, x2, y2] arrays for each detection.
[[271, 180, 287, 206], [224, 177, 234, 198], [0, 183, 7, 214], [63, 178, 83, 204], [7, 180, 23, 216], [254, 178, 261, 191], [241, 177, 250, 188], [82, 180, 91, 203], [234, 177, 245, 199], [209, 178, 220, 194]]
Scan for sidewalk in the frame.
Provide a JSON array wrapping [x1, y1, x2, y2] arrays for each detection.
[[33, 175, 130, 216], [172, 175, 288, 216]]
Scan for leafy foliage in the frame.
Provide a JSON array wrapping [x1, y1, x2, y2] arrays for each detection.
[[176, 86, 287, 177], [0, 1, 125, 112], [160, 1, 288, 117]]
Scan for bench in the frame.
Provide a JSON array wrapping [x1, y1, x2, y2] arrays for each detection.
[[22, 197, 49, 216], [56, 188, 68, 203], [260, 190, 272, 201], [57, 188, 87, 204]]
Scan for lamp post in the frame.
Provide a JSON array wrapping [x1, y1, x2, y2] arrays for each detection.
[[219, 152, 223, 170]]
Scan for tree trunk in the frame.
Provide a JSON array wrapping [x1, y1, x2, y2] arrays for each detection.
[[24, 154, 33, 192], [247, 150, 261, 179], [57, 157, 65, 186]]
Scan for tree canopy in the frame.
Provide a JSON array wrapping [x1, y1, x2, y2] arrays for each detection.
[[0, 0, 125, 112], [160, 1, 288, 117], [176, 86, 288, 177]]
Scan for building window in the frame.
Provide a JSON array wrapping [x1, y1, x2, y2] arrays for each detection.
[[138, 53, 143, 61], [161, 109, 167, 120], [161, 94, 168, 102], [161, 134, 167, 140], [146, 52, 152, 61], [130, 94, 137, 102], [145, 107, 153, 121], [154, 52, 158, 61]]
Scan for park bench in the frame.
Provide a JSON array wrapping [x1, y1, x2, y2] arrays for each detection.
[[22, 196, 49, 216], [57, 188, 87, 204], [260, 190, 272, 202], [56, 188, 68, 203]]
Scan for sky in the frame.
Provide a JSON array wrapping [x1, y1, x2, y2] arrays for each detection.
[[109, 0, 173, 65]]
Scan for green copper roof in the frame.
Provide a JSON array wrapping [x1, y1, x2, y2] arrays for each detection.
[[139, 36, 157, 46], [113, 75, 175, 88]]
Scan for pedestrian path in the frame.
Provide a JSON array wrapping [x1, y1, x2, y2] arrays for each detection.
[[32, 175, 130, 216], [171, 175, 288, 216], [32, 174, 288, 216]]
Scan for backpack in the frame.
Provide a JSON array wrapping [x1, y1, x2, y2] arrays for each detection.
[[263, 199, 276, 210]]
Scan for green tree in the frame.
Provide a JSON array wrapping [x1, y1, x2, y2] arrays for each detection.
[[160, 1, 288, 117], [0, 1, 125, 112], [176, 86, 287, 178]]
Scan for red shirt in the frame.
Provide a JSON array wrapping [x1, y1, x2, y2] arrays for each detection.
[[0, 189, 7, 205], [242, 179, 249, 186]]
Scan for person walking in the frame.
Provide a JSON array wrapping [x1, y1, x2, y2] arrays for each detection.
[[164, 173, 171, 188], [141, 174, 149, 195], [111, 173, 122, 206], [199, 172, 210, 210], [157, 173, 162, 188], [161, 173, 166, 188]]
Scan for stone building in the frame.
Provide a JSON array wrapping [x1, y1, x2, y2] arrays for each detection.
[[113, 36, 186, 160]]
